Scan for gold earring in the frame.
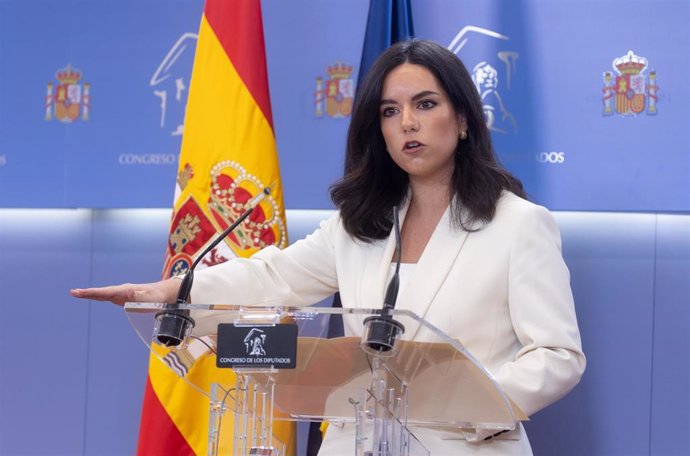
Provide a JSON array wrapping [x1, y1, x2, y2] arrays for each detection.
[[459, 130, 467, 140]]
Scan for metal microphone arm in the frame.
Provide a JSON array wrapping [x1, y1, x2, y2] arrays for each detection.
[[362, 206, 405, 355], [155, 187, 272, 347]]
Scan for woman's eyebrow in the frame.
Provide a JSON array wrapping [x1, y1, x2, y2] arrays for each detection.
[[380, 90, 440, 106]]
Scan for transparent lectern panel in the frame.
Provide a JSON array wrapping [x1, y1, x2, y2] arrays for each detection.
[[125, 303, 525, 431]]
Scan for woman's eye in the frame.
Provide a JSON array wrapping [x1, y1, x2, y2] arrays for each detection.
[[418, 100, 436, 110], [381, 107, 397, 117]]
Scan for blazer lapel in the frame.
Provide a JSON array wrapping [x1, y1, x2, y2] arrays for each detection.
[[355, 201, 471, 341], [396, 205, 471, 339], [356, 203, 411, 310]]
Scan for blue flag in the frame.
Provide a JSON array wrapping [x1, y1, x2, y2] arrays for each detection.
[[357, 0, 415, 89]]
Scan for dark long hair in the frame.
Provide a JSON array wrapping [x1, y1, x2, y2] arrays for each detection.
[[330, 39, 525, 242]]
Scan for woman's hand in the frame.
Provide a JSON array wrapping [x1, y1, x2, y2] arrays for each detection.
[[70, 278, 182, 306]]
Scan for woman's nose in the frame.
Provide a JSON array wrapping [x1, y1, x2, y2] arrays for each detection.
[[401, 108, 419, 132]]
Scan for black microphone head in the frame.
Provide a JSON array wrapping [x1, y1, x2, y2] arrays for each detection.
[[153, 270, 197, 347], [362, 314, 405, 356], [155, 309, 194, 347], [153, 194, 258, 348], [360, 205, 405, 356]]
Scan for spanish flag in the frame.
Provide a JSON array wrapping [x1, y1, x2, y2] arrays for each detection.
[[137, 0, 295, 454]]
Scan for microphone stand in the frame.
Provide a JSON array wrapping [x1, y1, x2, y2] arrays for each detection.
[[155, 187, 272, 347], [362, 206, 405, 355]]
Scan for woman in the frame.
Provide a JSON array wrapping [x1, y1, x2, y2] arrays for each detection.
[[72, 40, 585, 455]]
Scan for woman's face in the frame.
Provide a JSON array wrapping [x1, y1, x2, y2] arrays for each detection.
[[379, 63, 466, 186]]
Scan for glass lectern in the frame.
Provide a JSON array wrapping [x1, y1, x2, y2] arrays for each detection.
[[125, 303, 526, 456]]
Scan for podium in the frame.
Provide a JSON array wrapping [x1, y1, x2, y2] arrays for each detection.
[[125, 303, 526, 456]]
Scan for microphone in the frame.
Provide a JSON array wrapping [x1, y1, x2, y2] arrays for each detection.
[[155, 186, 272, 347], [362, 206, 405, 355]]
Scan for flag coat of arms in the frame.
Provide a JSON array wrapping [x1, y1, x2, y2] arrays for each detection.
[[137, 0, 294, 454]]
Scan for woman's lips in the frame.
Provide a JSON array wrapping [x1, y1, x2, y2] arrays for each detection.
[[403, 140, 425, 152]]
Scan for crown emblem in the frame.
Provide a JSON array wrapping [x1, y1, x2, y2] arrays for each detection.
[[613, 50, 648, 75], [326, 63, 354, 80], [207, 161, 286, 255], [56, 65, 83, 84]]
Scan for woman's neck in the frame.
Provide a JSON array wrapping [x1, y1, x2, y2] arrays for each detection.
[[395, 181, 452, 264], [408, 179, 452, 217]]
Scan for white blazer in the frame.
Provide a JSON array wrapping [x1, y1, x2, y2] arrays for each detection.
[[192, 191, 586, 455]]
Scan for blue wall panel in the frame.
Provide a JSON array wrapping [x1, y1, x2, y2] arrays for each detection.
[[526, 213, 657, 455], [1, 0, 687, 211], [82, 210, 171, 455], [650, 215, 690, 455], [3, 209, 688, 455], [0, 210, 92, 455], [263, 0, 369, 210]]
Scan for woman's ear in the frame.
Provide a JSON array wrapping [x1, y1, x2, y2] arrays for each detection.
[[458, 113, 468, 133]]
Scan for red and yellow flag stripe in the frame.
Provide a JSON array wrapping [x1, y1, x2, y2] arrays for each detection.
[[137, 1, 294, 454]]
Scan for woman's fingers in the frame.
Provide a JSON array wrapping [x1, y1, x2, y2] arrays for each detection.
[[70, 279, 181, 306], [70, 284, 136, 306]]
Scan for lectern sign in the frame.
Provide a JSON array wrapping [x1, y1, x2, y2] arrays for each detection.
[[216, 323, 297, 369]]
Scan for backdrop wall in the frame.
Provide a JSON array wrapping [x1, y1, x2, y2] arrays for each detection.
[[0, 209, 688, 456], [0, 0, 687, 210], [0, 1, 688, 455]]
